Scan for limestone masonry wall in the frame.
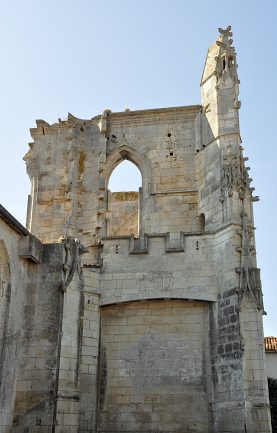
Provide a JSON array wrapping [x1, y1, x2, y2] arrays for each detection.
[[0, 26, 272, 433], [107, 191, 139, 236]]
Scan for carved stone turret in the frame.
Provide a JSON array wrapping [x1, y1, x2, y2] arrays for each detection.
[[197, 26, 258, 232], [201, 25, 240, 141]]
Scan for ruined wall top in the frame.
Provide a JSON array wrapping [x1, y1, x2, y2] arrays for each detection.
[[23, 27, 256, 256]]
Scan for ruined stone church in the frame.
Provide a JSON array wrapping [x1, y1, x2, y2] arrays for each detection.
[[0, 27, 272, 433]]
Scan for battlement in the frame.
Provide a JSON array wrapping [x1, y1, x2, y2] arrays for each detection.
[[102, 231, 199, 254]]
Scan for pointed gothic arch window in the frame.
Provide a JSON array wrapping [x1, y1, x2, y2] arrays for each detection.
[[107, 160, 142, 237]]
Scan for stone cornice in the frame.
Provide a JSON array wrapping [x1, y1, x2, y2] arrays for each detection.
[[29, 105, 202, 139], [101, 105, 202, 127]]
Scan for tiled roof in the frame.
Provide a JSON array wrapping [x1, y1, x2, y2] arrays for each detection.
[[264, 337, 277, 351]]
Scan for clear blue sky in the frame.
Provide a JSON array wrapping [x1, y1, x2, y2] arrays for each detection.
[[1, 0, 276, 335]]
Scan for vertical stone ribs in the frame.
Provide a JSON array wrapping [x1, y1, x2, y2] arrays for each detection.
[[220, 143, 258, 202], [60, 238, 86, 293], [236, 212, 264, 312]]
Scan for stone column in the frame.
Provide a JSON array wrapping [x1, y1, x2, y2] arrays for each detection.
[[78, 282, 101, 433]]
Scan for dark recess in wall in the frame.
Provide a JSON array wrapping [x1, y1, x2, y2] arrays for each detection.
[[268, 378, 277, 433]]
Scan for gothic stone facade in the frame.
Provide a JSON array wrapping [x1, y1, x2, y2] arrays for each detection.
[[0, 27, 272, 433]]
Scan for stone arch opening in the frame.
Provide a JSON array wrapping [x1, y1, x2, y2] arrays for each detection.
[[107, 161, 142, 237], [105, 146, 149, 237], [105, 145, 149, 193], [109, 160, 142, 192]]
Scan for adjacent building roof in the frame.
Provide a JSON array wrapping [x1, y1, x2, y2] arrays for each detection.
[[0, 204, 28, 236], [265, 337, 277, 351]]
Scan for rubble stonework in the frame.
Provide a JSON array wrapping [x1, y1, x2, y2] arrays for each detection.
[[0, 27, 272, 433]]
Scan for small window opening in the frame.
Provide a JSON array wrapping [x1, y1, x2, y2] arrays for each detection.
[[228, 56, 234, 68], [222, 58, 226, 70], [167, 133, 171, 137], [198, 213, 205, 232], [107, 160, 142, 237], [196, 241, 199, 250], [169, 151, 174, 156]]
